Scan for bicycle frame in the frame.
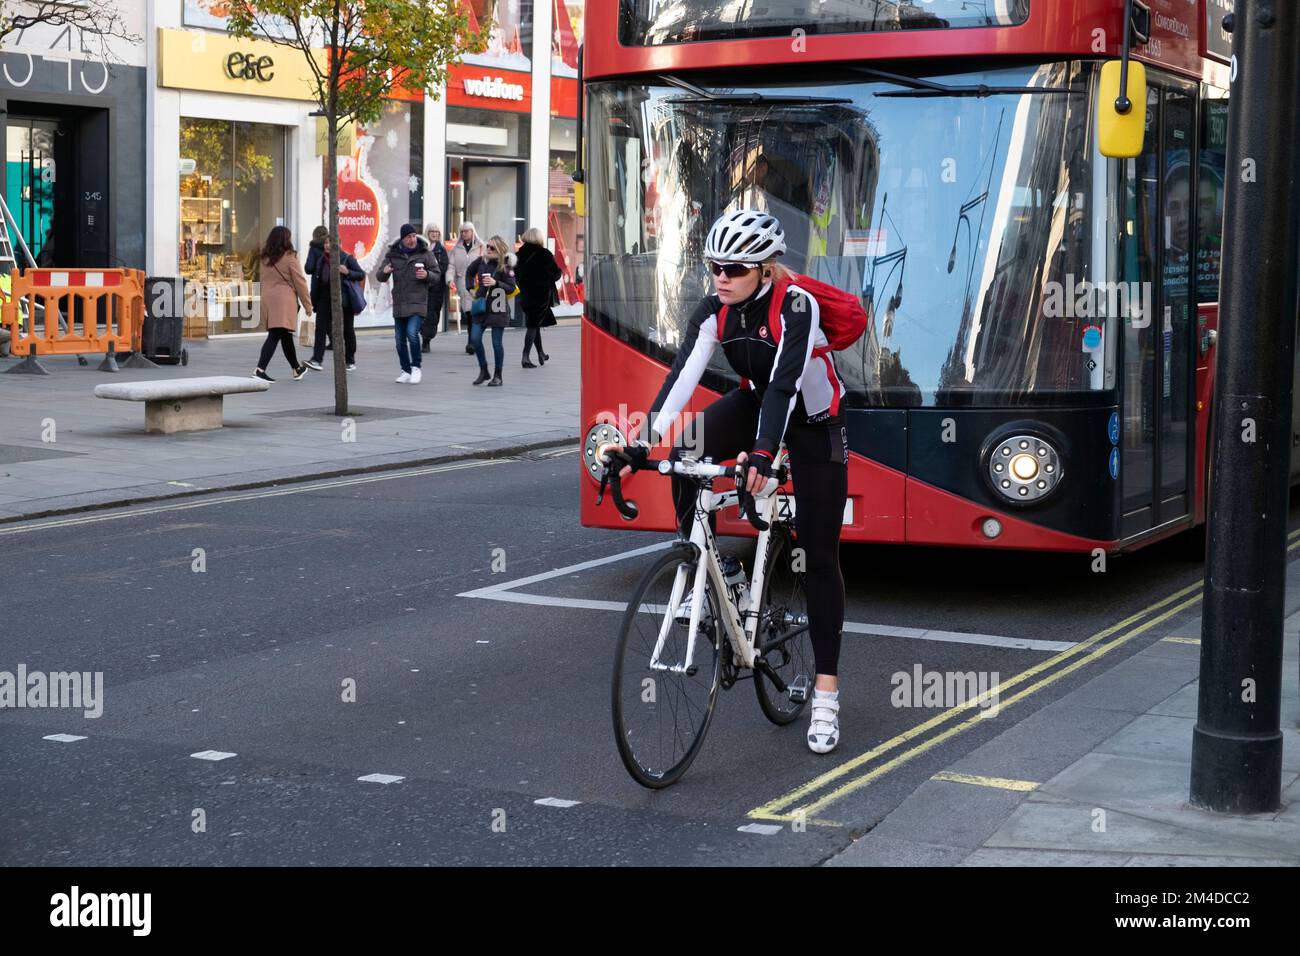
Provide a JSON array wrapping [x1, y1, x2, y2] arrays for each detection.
[[649, 449, 793, 675]]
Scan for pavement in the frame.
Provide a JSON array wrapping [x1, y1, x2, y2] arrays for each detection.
[[828, 554, 1300, 866], [0, 324, 578, 521]]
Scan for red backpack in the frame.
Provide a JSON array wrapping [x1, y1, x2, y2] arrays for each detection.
[[718, 274, 867, 355]]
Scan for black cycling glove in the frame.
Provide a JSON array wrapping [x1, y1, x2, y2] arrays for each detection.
[[745, 450, 774, 481]]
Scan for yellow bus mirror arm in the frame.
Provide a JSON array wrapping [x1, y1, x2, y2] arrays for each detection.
[[573, 43, 586, 218], [1098, 0, 1150, 158]]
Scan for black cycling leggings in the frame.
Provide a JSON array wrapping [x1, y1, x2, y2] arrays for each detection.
[[668, 388, 848, 677]]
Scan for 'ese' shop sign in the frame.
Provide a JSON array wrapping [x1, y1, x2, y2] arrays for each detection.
[[158, 29, 319, 101]]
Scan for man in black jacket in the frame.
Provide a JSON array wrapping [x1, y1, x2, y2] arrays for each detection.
[[376, 223, 440, 384]]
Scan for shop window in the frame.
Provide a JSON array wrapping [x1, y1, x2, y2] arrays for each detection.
[[548, 118, 584, 308], [1197, 96, 1228, 304], [179, 119, 287, 334]]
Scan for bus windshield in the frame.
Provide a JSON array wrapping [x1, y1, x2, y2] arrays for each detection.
[[586, 62, 1119, 408], [620, 0, 1030, 46]]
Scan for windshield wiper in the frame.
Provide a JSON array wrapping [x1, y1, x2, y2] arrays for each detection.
[[850, 66, 1079, 98], [660, 73, 851, 105]]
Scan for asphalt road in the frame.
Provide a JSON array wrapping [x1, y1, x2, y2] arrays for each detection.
[[0, 448, 1270, 865]]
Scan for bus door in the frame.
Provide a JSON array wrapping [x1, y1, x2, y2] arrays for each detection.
[[1120, 80, 1197, 538]]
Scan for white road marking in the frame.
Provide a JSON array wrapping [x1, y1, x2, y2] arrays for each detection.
[[191, 750, 237, 761], [737, 823, 783, 835], [842, 621, 1071, 652], [43, 733, 87, 743], [0, 458, 507, 537], [458, 540, 672, 597], [534, 797, 581, 808], [461, 540, 1069, 651], [358, 773, 405, 785]]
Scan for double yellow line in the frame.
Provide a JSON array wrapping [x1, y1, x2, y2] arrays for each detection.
[[749, 528, 1300, 825]]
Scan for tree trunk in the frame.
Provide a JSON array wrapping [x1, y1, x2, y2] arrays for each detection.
[[327, 96, 348, 415]]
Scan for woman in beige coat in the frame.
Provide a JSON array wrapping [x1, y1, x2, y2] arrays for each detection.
[[255, 225, 313, 382]]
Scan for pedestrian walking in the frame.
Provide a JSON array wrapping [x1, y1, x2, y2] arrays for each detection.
[[421, 224, 450, 353], [450, 221, 485, 355], [254, 225, 311, 382], [303, 236, 365, 372], [376, 223, 439, 384], [514, 227, 561, 368], [467, 235, 517, 387], [304, 226, 331, 351]]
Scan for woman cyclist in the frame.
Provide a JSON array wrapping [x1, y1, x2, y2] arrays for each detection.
[[614, 209, 849, 754]]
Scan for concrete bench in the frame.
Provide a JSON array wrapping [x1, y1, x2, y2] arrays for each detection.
[[94, 376, 269, 434]]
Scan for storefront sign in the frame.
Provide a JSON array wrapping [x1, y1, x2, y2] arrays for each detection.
[[1135, 0, 1202, 76], [446, 64, 531, 113], [1204, 0, 1234, 63], [224, 51, 275, 82], [158, 29, 320, 101], [315, 116, 357, 157], [337, 175, 382, 263]]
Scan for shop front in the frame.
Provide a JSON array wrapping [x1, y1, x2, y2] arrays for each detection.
[[178, 118, 289, 333], [548, 0, 584, 313], [445, 65, 532, 248], [333, 87, 426, 328], [0, 9, 148, 269], [153, 26, 319, 335]]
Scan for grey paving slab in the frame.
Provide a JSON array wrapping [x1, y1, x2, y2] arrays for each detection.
[[959, 847, 1132, 866], [823, 835, 972, 867], [985, 799, 1299, 861], [863, 778, 1042, 850], [0, 329, 580, 519], [945, 702, 1141, 783], [1121, 854, 1294, 866], [1148, 683, 1199, 719]]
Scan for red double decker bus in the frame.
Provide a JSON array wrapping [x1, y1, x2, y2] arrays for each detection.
[[578, 1, 1277, 553]]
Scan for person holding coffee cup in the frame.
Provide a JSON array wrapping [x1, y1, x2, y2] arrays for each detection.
[[376, 222, 440, 384]]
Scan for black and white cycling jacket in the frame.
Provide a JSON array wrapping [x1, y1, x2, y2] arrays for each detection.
[[648, 281, 847, 458]]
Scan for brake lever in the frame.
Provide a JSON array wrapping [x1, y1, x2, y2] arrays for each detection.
[[596, 448, 639, 520], [606, 464, 639, 520], [735, 465, 770, 532]]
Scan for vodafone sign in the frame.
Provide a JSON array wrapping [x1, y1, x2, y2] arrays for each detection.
[[447, 64, 531, 113]]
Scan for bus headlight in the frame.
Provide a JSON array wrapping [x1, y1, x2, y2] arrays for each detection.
[[987, 434, 1061, 504], [585, 421, 626, 482]]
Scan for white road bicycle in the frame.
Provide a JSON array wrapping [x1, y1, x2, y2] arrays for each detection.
[[598, 443, 814, 789]]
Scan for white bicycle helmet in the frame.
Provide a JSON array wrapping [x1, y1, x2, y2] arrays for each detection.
[[703, 209, 786, 263]]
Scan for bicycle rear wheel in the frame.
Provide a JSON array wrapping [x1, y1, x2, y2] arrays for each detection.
[[612, 547, 722, 788], [755, 525, 815, 725]]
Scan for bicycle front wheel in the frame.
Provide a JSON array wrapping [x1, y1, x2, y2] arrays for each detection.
[[612, 547, 722, 789]]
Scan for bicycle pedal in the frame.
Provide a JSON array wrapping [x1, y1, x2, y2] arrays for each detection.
[[787, 674, 813, 704]]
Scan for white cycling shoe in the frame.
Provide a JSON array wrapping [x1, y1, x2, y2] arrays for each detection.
[[807, 690, 840, 754]]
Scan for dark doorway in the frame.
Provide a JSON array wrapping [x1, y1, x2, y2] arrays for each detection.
[[3, 102, 111, 269]]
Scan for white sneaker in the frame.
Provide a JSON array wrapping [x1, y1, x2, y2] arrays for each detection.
[[807, 690, 840, 754], [346, 364, 357, 372], [673, 588, 713, 625], [395, 371, 411, 384], [410, 368, 422, 384]]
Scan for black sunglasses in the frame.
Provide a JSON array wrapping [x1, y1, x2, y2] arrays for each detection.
[[709, 261, 757, 278]]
